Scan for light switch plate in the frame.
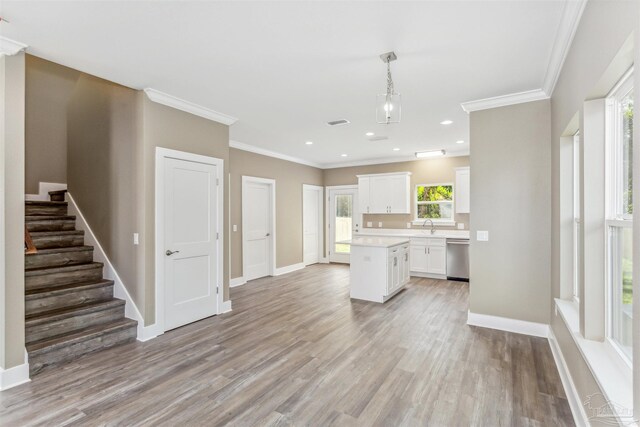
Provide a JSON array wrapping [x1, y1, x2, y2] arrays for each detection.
[[477, 230, 489, 241], [233, 224, 237, 232], [378, 222, 383, 228], [367, 221, 372, 227], [457, 223, 465, 230], [133, 233, 139, 245]]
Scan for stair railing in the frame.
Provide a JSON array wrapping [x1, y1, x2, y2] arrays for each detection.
[[25, 226, 37, 254]]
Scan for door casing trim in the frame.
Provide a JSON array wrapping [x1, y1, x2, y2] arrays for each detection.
[[302, 184, 324, 265], [155, 147, 224, 333], [242, 176, 276, 281], [326, 185, 358, 264]]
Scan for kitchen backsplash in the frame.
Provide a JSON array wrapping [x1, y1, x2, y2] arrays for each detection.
[[362, 213, 470, 230]]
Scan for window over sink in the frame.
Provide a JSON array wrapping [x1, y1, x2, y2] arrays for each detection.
[[415, 184, 454, 222]]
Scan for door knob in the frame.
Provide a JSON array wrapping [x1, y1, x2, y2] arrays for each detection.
[[266, 233, 270, 237], [166, 250, 180, 256]]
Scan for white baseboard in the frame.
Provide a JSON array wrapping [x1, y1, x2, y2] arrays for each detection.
[[67, 193, 158, 342], [548, 328, 589, 426], [0, 351, 30, 391], [230, 276, 246, 288], [220, 300, 232, 313], [319, 257, 329, 264], [410, 271, 447, 280], [467, 311, 549, 338], [137, 323, 162, 342], [274, 263, 305, 276], [25, 182, 67, 201]]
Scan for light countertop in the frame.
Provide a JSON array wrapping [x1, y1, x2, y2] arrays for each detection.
[[342, 236, 410, 248], [357, 228, 470, 240]]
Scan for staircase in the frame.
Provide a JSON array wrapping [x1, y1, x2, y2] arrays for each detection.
[[24, 198, 137, 375]]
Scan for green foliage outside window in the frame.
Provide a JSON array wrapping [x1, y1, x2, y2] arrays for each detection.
[[416, 185, 453, 219]]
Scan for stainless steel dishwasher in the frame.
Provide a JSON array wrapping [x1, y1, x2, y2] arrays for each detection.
[[446, 239, 469, 282]]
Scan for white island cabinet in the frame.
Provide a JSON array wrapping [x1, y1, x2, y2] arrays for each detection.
[[347, 237, 410, 303]]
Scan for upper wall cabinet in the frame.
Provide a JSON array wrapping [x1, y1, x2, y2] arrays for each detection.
[[358, 172, 411, 214], [455, 167, 470, 214]]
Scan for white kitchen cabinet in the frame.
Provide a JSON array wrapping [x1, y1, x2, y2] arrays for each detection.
[[426, 245, 447, 275], [358, 172, 411, 214], [358, 176, 371, 215], [409, 237, 447, 277], [410, 244, 428, 272], [455, 167, 470, 214], [349, 237, 410, 303]]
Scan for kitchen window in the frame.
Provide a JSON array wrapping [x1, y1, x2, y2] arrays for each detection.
[[606, 70, 633, 362], [415, 184, 454, 222]]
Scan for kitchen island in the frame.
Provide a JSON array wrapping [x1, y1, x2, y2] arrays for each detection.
[[345, 236, 411, 303]]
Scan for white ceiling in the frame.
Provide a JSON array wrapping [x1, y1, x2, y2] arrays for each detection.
[[1, 1, 568, 168]]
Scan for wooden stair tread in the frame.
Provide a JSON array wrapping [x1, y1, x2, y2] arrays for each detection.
[[25, 298, 125, 324], [48, 190, 67, 195], [25, 215, 76, 222], [26, 245, 93, 255], [30, 230, 83, 237], [25, 201, 68, 206], [25, 279, 113, 299], [26, 318, 137, 355], [25, 261, 103, 276]]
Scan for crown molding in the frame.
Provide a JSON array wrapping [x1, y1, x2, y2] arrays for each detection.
[[460, 0, 586, 113], [542, 0, 587, 96], [321, 151, 470, 169], [460, 89, 549, 113], [229, 140, 323, 168], [0, 36, 27, 56], [144, 88, 238, 126], [229, 140, 469, 170]]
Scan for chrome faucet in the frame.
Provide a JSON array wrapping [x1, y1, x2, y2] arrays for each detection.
[[422, 218, 436, 235]]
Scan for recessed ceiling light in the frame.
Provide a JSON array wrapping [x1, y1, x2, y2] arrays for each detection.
[[305, 141, 313, 145], [415, 149, 446, 158], [393, 148, 400, 151], [341, 154, 348, 157], [456, 140, 465, 144], [440, 120, 453, 125], [366, 132, 375, 136]]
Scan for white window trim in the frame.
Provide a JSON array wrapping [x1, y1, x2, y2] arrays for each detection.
[[604, 68, 634, 365], [414, 182, 455, 224], [572, 131, 581, 304], [555, 299, 633, 422]]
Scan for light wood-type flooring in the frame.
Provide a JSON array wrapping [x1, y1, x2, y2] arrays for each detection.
[[0, 264, 574, 426]]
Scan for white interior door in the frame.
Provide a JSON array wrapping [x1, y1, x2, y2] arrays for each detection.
[[243, 177, 274, 281], [303, 185, 323, 265], [162, 156, 220, 331], [328, 187, 360, 264]]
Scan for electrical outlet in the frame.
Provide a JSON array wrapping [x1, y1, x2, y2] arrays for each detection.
[[133, 233, 139, 245], [378, 222, 383, 228], [367, 222, 372, 227], [457, 223, 465, 230], [407, 222, 411, 228], [477, 230, 489, 241], [233, 224, 237, 232]]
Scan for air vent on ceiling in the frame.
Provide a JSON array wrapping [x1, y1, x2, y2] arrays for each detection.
[[368, 136, 389, 142], [327, 119, 350, 126]]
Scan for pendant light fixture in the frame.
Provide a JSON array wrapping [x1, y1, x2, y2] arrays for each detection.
[[376, 51, 401, 124]]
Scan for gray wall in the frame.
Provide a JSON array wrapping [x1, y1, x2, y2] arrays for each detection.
[[25, 55, 78, 194], [469, 99, 551, 324], [549, 0, 639, 418], [67, 74, 144, 318], [229, 148, 324, 279], [0, 52, 26, 370]]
